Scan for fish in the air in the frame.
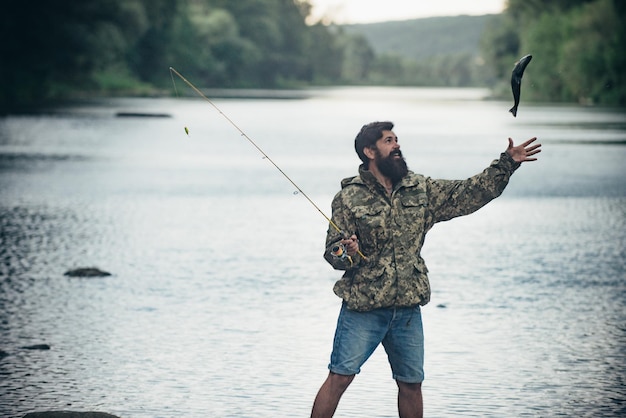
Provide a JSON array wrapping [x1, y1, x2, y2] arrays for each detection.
[[509, 54, 532, 117]]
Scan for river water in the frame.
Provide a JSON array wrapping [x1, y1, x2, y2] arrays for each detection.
[[0, 87, 624, 417]]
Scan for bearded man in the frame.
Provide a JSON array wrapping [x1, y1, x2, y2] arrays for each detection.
[[311, 121, 541, 418]]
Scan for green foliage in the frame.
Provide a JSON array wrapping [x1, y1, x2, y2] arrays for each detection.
[[3, 0, 621, 109], [0, 0, 346, 109], [343, 16, 496, 61], [337, 32, 375, 83], [1, 0, 147, 106], [481, 0, 626, 104], [343, 15, 499, 87], [556, 0, 625, 104], [505, 0, 596, 23], [522, 12, 571, 101], [367, 53, 488, 87], [479, 15, 519, 81], [305, 24, 344, 84], [91, 65, 154, 95]]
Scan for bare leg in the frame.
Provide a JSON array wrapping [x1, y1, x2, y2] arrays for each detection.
[[397, 381, 423, 418], [311, 372, 355, 418]]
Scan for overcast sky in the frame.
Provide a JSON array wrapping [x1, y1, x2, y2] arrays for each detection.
[[307, 0, 506, 24]]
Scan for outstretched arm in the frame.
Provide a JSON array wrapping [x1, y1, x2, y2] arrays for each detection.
[[426, 138, 540, 223], [506, 137, 542, 162]]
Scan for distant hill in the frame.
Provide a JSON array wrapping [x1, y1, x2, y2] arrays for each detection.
[[342, 15, 499, 61]]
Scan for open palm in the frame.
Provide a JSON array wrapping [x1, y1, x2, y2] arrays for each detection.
[[507, 137, 542, 162]]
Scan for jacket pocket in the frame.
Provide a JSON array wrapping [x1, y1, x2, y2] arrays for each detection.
[[353, 205, 388, 249], [398, 193, 428, 227]]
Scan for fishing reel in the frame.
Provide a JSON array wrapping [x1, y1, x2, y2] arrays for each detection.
[[331, 243, 349, 260]]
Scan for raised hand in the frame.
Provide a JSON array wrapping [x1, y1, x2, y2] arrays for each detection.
[[507, 137, 542, 163]]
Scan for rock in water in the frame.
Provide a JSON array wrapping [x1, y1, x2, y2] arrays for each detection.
[[20, 344, 51, 350], [64, 268, 111, 277]]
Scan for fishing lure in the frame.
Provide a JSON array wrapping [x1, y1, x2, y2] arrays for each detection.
[[169, 67, 366, 260], [170, 68, 191, 136], [509, 54, 532, 117]]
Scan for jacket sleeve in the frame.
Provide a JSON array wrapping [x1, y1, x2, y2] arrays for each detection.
[[427, 152, 521, 223], [323, 191, 365, 270]]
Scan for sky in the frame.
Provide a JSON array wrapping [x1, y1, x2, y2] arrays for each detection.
[[307, 0, 506, 24]]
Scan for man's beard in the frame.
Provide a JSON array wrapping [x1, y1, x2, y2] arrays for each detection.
[[375, 148, 408, 183]]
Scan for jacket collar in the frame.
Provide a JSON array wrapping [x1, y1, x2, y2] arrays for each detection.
[[340, 164, 420, 192]]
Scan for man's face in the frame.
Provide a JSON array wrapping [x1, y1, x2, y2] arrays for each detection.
[[372, 130, 408, 182], [374, 130, 400, 158]]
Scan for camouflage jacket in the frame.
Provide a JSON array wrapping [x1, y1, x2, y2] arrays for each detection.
[[324, 152, 521, 311]]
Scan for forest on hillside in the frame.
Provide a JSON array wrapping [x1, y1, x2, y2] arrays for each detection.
[[343, 15, 499, 87], [482, 0, 625, 105], [1, 0, 624, 111], [1, 0, 369, 109]]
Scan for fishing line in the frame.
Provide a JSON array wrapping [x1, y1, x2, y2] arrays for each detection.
[[169, 67, 366, 261], [170, 68, 189, 136]]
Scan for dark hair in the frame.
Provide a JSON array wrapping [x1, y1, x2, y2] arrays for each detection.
[[354, 121, 394, 167]]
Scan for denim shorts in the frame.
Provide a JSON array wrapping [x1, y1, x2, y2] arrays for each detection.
[[328, 302, 424, 383]]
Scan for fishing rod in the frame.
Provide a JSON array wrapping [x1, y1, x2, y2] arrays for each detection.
[[169, 67, 366, 262]]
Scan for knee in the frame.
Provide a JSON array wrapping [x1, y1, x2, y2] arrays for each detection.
[[397, 380, 422, 394], [328, 372, 355, 391]]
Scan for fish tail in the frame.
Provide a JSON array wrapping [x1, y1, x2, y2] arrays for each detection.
[[509, 106, 517, 117]]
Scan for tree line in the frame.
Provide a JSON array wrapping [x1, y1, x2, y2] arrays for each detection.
[[343, 15, 499, 88], [481, 0, 625, 105], [0, 0, 375, 109], [1, 0, 624, 111]]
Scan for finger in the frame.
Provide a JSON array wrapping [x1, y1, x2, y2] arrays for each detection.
[[521, 137, 538, 147], [508, 137, 514, 148], [343, 239, 358, 249]]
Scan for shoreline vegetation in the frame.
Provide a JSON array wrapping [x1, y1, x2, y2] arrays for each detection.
[[1, 0, 624, 113]]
